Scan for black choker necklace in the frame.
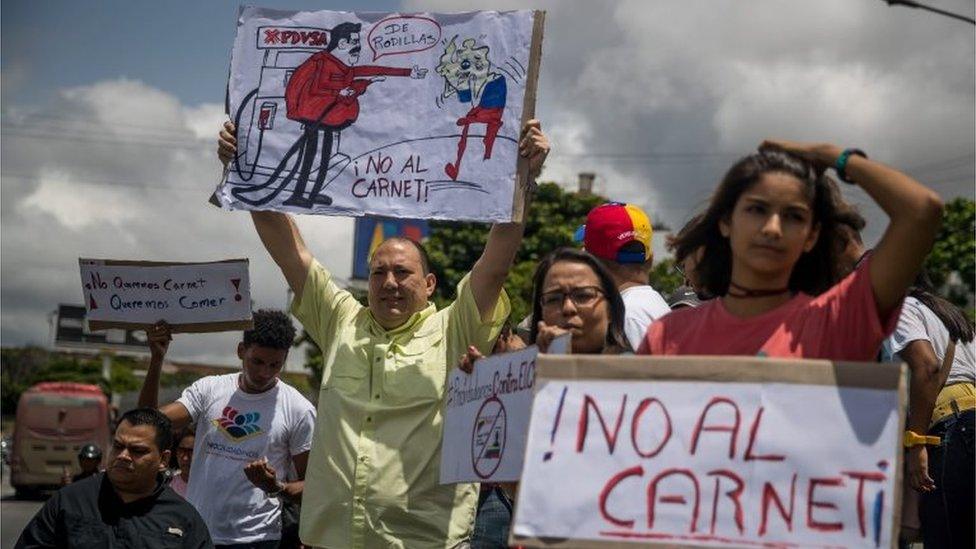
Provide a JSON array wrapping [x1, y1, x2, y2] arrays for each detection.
[[727, 281, 791, 298]]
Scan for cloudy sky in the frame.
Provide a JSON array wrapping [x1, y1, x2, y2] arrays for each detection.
[[2, 0, 973, 368]]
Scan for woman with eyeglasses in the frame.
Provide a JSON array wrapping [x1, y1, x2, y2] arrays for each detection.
[[638, 140, 943, 360], [529, 247, 630, 354]]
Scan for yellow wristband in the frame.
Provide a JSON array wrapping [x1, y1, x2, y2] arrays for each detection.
[[903, 430, 940, 448]]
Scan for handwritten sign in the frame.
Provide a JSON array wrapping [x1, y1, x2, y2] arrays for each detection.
[[511, 356, 905, 549], [441, 345, 538, 483], [218, 8, 544, 223], [79, 259, 252, 333]]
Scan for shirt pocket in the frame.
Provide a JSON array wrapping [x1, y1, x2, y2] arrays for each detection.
[[325, 339, 368, 395], [384, 331, 446, 404]]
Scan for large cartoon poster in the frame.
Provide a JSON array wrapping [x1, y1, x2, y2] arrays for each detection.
[[216, 7, 544, 222]]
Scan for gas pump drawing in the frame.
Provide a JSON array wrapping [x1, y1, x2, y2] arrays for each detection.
[[435, 36, 507, 181], [231, 22, 428, 208]]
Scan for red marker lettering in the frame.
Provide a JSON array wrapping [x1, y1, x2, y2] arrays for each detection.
[[690, 397, 741, 459]]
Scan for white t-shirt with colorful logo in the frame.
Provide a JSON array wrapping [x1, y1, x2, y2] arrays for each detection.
[[177, 373, 315, 545]]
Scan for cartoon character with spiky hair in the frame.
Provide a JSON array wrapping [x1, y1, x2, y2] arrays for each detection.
[[436, 36, 507, 181]]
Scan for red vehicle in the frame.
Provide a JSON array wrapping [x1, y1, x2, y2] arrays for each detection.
[[9, 382, 111, 496]]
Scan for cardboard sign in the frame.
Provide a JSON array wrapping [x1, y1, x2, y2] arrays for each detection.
[[441, 345, 538, 483], [511, 356, 906, 549], [79, 259, 252, 333], [217, 7, 544, 223]]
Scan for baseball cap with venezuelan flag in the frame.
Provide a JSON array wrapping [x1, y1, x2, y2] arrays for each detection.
[[574, 202, 652, 264]]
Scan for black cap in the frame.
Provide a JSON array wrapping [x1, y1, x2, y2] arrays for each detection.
[[668, 286, 703, 309], [78, 444, 102, 460]]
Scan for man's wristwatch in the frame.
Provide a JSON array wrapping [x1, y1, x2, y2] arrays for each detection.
[[903, 430, 940, 448]]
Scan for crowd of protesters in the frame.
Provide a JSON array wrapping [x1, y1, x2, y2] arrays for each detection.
[[15, 116, 973, 549]]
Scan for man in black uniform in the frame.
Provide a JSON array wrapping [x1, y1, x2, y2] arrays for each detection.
[[61, 444, 103, 486], [16, 408, 212, 548]]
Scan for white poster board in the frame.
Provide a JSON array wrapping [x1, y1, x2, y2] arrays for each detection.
[[441, 345, 538, 483], [512, 356, 906, 549], [79, 258, 252, 333], [217, 7, 544, 222]]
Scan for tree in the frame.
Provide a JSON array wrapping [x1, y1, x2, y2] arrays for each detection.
[[425, 182, 607, 323], [299, 183, 679, 380], [0, 348, 139, 416], [649, 257, 683, 299], [924, 197, 975, 307]]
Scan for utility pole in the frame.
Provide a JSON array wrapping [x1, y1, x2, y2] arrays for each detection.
[[883, 0, 976, 25]]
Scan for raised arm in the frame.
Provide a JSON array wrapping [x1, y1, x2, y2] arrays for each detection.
[[250, 211, 313, 297], [137, 321, 192, 431], [761, 140, 943, 318], [469, 119, 549, 320], [218, 122, 314, 296]]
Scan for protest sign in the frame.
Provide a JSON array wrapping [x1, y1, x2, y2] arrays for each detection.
[[217, 7, 545, 223], [441, 345, 538, 483], [79, 259, 252, 333], [511, 355, 906, 549]]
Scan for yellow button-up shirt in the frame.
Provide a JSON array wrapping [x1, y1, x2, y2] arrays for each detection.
[[293, 260, 510, 549]]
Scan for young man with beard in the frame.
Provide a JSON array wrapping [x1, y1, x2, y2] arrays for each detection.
[[138, 310, 316, 548]]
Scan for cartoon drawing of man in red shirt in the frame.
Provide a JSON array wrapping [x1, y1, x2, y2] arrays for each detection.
[[232, 22, 427, 208]]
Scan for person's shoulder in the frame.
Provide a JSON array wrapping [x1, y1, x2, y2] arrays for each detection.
[[622, 285, 670, 307], [275, 379, 315, 410], [156, 485, 210, 526], [57, 472, 103, 502], [660, 300, 715, 323]]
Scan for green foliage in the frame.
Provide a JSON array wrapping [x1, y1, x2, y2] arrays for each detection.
[[1, 348, 139, 415], [297, 331, 324, 394], [649, 257, 683, 299], [426, 182, 606, 323], [924, 198, 975, 307]]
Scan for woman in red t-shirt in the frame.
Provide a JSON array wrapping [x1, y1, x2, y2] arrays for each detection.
[[638, 140, 943, 360]]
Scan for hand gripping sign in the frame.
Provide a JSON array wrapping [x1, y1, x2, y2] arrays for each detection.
[[441, 345, 539, 484], [511, 355, 906, 549], [218, 7, 545, 223], [79, 258, 252, 333]]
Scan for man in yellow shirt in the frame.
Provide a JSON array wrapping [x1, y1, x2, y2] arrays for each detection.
[[218, 120, 549, 548]]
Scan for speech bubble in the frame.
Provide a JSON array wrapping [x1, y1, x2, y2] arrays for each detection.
[[368, 15, 441, 62]]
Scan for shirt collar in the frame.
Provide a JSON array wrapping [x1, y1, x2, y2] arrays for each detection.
[[100, 472, 168, 512]]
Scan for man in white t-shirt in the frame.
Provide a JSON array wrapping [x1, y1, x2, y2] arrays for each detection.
[[576, 202, 670, 349], [138, 310, 316, 549]]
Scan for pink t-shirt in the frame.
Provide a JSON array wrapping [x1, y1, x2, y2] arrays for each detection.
[[639, 257, 901, 360]]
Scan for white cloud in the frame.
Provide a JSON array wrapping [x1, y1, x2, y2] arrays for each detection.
[[22, 172, 139, 231], [1, 78, 352, 368], [3, 0, 974, 363]]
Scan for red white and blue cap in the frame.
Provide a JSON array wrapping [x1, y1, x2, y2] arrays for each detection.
[[574, 202, 653, 264]]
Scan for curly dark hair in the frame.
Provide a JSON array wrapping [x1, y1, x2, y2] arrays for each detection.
[[529, 247, 630, 353], [243, 309, 296, 350], [672, 147, 846, 297]]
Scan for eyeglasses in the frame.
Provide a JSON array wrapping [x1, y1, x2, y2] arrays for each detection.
[[540, 286, 605, 309]]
